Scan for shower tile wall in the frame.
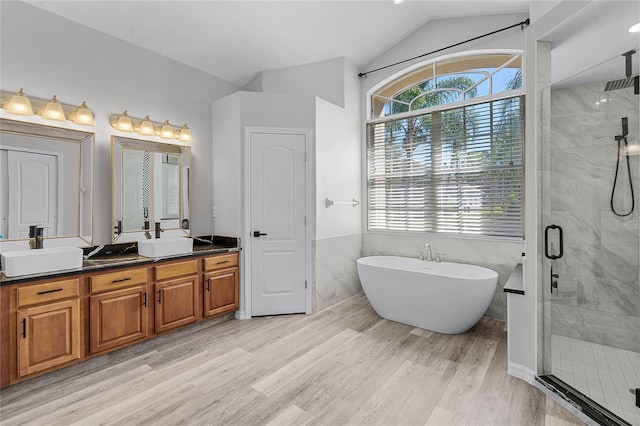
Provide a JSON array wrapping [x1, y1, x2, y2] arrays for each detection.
[[549, 80, 640, 353], [313, 234, 363, 312]]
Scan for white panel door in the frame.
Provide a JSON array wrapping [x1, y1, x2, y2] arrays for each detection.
[[250, 131, 307, 316], [7, 150, 58, 238]]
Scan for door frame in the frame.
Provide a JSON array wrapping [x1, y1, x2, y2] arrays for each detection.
[[241, 126, 313, 319]]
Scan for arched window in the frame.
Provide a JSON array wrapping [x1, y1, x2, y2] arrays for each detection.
[[371, 52, 522, 118], [366, 51, 524, 238]]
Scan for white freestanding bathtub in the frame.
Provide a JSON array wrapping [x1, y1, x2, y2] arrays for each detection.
[[356, 256, 498, 334]]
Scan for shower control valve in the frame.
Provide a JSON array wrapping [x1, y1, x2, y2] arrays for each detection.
[[550, 267, 559, 295]]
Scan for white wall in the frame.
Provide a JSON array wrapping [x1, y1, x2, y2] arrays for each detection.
[[529, 1, 565, 23], [243, 72, 264, 93], [211, 94, 242, 237], [314, 60, 362, 239], [315, 99, 361, 239], [0, 1, 240, 244], [252, 58, 347, 108], [243, 57, 363, 239], [211, 91, 316, 239]]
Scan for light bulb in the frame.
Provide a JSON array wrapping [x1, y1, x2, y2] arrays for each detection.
[[178, 124, 192, 142], [72, 101, 95, 126], [629, 23, 640, 33], [160, 120, 175, 139], [5, 88, 34, 116], [138, 115, 155, 135], [115, 110, 133, 132], [41, 96, 66, 121]]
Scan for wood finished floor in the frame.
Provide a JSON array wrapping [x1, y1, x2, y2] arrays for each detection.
[[0, 293, 585, 426]]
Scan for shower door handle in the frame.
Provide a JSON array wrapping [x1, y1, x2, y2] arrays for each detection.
[[544, 225, 563, 259]]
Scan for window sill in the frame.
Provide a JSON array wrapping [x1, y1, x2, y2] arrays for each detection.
[[365, 229, 525, 243]]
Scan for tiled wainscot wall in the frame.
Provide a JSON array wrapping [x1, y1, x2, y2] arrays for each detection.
[[313, 234, 363, 312]]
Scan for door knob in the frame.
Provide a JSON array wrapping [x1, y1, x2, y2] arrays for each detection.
[[253, 231, 267, 237]]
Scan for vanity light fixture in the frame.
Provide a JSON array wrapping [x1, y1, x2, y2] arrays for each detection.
[[178, 124, 192, 142], [393, 0, 404, 4], [138, 115, 155, 136], [4, 88, 34, 116], [71, 101, 96, 126], [41, 95, 66, 121], [1, 88, 95, 126], [109, 111, 192, 142], [114, 110, 134, 132]]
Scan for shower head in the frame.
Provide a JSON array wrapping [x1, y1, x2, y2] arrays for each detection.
[[604, 77, 638, 91], [604, 50, 639, 94]]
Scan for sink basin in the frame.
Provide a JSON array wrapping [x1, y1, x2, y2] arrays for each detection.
[[138, 237, 193, 258], [1, 247, 83, 277]]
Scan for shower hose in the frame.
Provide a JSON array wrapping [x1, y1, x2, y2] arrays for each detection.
[[611, 136, 635, 217]]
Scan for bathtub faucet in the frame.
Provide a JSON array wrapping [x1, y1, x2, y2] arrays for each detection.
[[423, 243, 433, 262]]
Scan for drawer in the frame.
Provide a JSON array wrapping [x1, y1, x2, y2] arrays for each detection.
[[17, 278, 80, 308], [90, 268, 148, 293], [155, 260, 198, 281], [203, 253, 238, 271]]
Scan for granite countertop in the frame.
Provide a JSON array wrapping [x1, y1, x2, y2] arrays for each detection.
[[0, 235, 241, 286]]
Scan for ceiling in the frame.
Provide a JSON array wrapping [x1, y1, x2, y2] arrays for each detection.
[[25, 0, 530, 87], [542, 0, 640, 88]]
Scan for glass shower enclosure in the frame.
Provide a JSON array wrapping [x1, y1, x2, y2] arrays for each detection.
[[539, 48, 640, 425]]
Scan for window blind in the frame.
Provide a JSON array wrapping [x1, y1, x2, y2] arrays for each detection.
[[367, 96, 524, 237]]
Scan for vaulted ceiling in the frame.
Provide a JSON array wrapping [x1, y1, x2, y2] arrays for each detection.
[[25, 1, 531, 86]]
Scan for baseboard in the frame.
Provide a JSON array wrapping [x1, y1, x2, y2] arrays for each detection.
[[507, 362, 535, 384], [234, 310, 251, 320]]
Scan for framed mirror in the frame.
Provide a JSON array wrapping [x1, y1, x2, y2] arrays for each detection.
[[0, 118, 94, 248], [111, 136, 191, 243]]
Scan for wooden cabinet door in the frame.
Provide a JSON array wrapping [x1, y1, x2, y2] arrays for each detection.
[[155, 276, 199, 334], [90, 285, 149, 354], [203, 268, 239, 318], [17, 299, 81, 378]]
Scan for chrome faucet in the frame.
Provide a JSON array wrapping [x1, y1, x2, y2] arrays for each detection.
[[29, 225, 44, 249], [423, 243, 433, 262], [154, 222, 164, 239]]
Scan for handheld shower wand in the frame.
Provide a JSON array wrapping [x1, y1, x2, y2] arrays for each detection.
[[610, 117, 635, 217]]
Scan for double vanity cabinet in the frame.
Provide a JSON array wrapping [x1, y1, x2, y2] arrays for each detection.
[[0, 251, 239, 388]]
